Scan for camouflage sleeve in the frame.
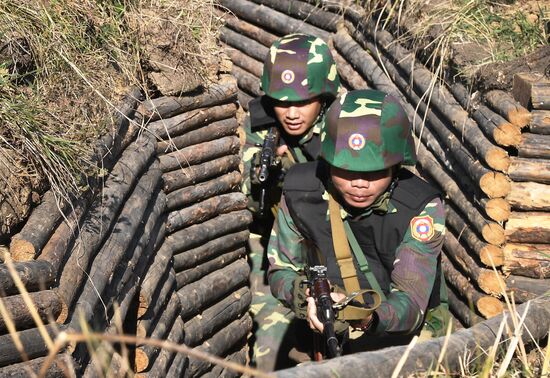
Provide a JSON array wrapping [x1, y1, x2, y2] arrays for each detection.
[[372, 197, 446, 335], [241, 113, 268, 209], [266, 194, 306, 307]]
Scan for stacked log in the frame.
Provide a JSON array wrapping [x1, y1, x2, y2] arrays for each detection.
[[0, 353, 76, 377], [60, 100, 176, 373], [0, 259, 67, 357], [493, 76, 550, 285], [274, 294, 550, 377], [218, 12, 273, 110], [217, 0, 550, 328], [71, 76, 252, 375], [2, 51, 252, 374], [8, 88, 144, 263], [0, 90, 144, 373], [68, 158, 163, 329], [146, 73, 252, 377]]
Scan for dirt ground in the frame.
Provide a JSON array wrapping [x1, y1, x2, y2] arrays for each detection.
[[397, 0, 549, 91], [469, 45, 549, 91]]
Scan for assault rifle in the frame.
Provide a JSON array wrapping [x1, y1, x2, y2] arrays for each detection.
[[301, 265, 342, 359], [256, 126, 281, 215]]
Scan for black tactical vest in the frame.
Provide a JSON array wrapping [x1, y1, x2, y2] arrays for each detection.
[[283, 160, 443, 309]]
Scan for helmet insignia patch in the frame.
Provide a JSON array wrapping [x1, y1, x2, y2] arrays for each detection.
[[281, 69, 295, 84], [348, 133, 366, 151], [410, 215, 434, 241]]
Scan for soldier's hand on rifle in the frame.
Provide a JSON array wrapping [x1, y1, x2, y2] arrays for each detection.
[[250, 145, 288, 184], [306, 291, 346, 333], [276, 144, 288, 157]]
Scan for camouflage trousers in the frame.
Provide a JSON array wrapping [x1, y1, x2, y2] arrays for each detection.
[[249, 234, 295, 372]]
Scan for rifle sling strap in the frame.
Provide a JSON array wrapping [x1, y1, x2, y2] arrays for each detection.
[[329, 195, 385, 321], [283, 149, 296, 164], [336, 289, 382, 321], [329, 195, 364, 304], [343, 221, 387, 301]]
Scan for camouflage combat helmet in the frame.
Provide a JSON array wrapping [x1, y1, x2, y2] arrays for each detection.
[[320, 89, 417, 172], [261, 33, 340, 102]]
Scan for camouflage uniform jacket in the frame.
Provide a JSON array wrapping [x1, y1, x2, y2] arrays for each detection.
[[241, 96, 325, 216], [267, 161, 446, 335]]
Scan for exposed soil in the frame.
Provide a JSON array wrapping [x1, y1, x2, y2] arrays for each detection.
[[469, 45, 550, 91], [136, 8, 220, 96], [0, 150, 35, 242], [396, 0, 549, 92]]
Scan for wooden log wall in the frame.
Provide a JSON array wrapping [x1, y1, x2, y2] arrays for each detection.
[[1, 60, 252, 374], [0, 88, 143, 373], [141, 71, 252, 376], [2, 1, 547, 374], [217, 0, 550, 329]]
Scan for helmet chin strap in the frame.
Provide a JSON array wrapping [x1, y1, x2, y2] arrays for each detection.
[[308, 95, 330, 126], [387, 166, 400, 197]]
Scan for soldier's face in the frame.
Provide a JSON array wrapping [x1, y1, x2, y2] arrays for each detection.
[[273, 97, 322, 136], [330, 166, 393, 209]]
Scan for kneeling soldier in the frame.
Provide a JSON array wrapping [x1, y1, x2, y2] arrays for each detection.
[[267, 89, 451, 357], [242, 33, 341, 369]]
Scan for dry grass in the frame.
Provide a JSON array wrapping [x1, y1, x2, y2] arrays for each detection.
[[362, 0, 548, 82], [0, 0, 221, 234]]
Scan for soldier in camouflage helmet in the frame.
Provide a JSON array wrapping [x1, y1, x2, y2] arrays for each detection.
[[243, 33, 340, 212], [267, 89, 451, 357], [242, 34, 341, 370]]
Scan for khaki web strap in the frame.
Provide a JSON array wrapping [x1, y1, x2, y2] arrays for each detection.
[[284, 149, 296, 164], [329, 194, 364, 304], [329, 195, 382, 320], [334, 289, 381, 320]]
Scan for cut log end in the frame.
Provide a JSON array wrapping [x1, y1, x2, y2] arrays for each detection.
[[137, 302, 147, 319], [9, 239, 36, 262], [486, 148, 510, 173], [137, 291, 149, 318], [485, 198, 511, 222], [477, 296, 504, 319], [135, 348, 150, 373], [480, 172, 511, 198], [508, 109, 532, 128], [480, 245, 504, 267], [482, 223, 506, 246], [479, 270, 506, 296], [494, 123, 522, 147]]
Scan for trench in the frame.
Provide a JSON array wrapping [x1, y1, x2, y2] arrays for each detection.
[[1, 0, 549, 377]]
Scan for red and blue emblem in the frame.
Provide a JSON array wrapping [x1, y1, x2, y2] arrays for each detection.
[[410, 215, 434, 241], [348, 133, 366, 151], [281, 69, 295, 84]]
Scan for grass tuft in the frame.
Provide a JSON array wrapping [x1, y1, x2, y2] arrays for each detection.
[[363, 0, 548, 82], [0, 0, 221, 235]]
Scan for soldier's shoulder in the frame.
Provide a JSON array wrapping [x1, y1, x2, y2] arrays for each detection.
[[392, 168, 440, 209]]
